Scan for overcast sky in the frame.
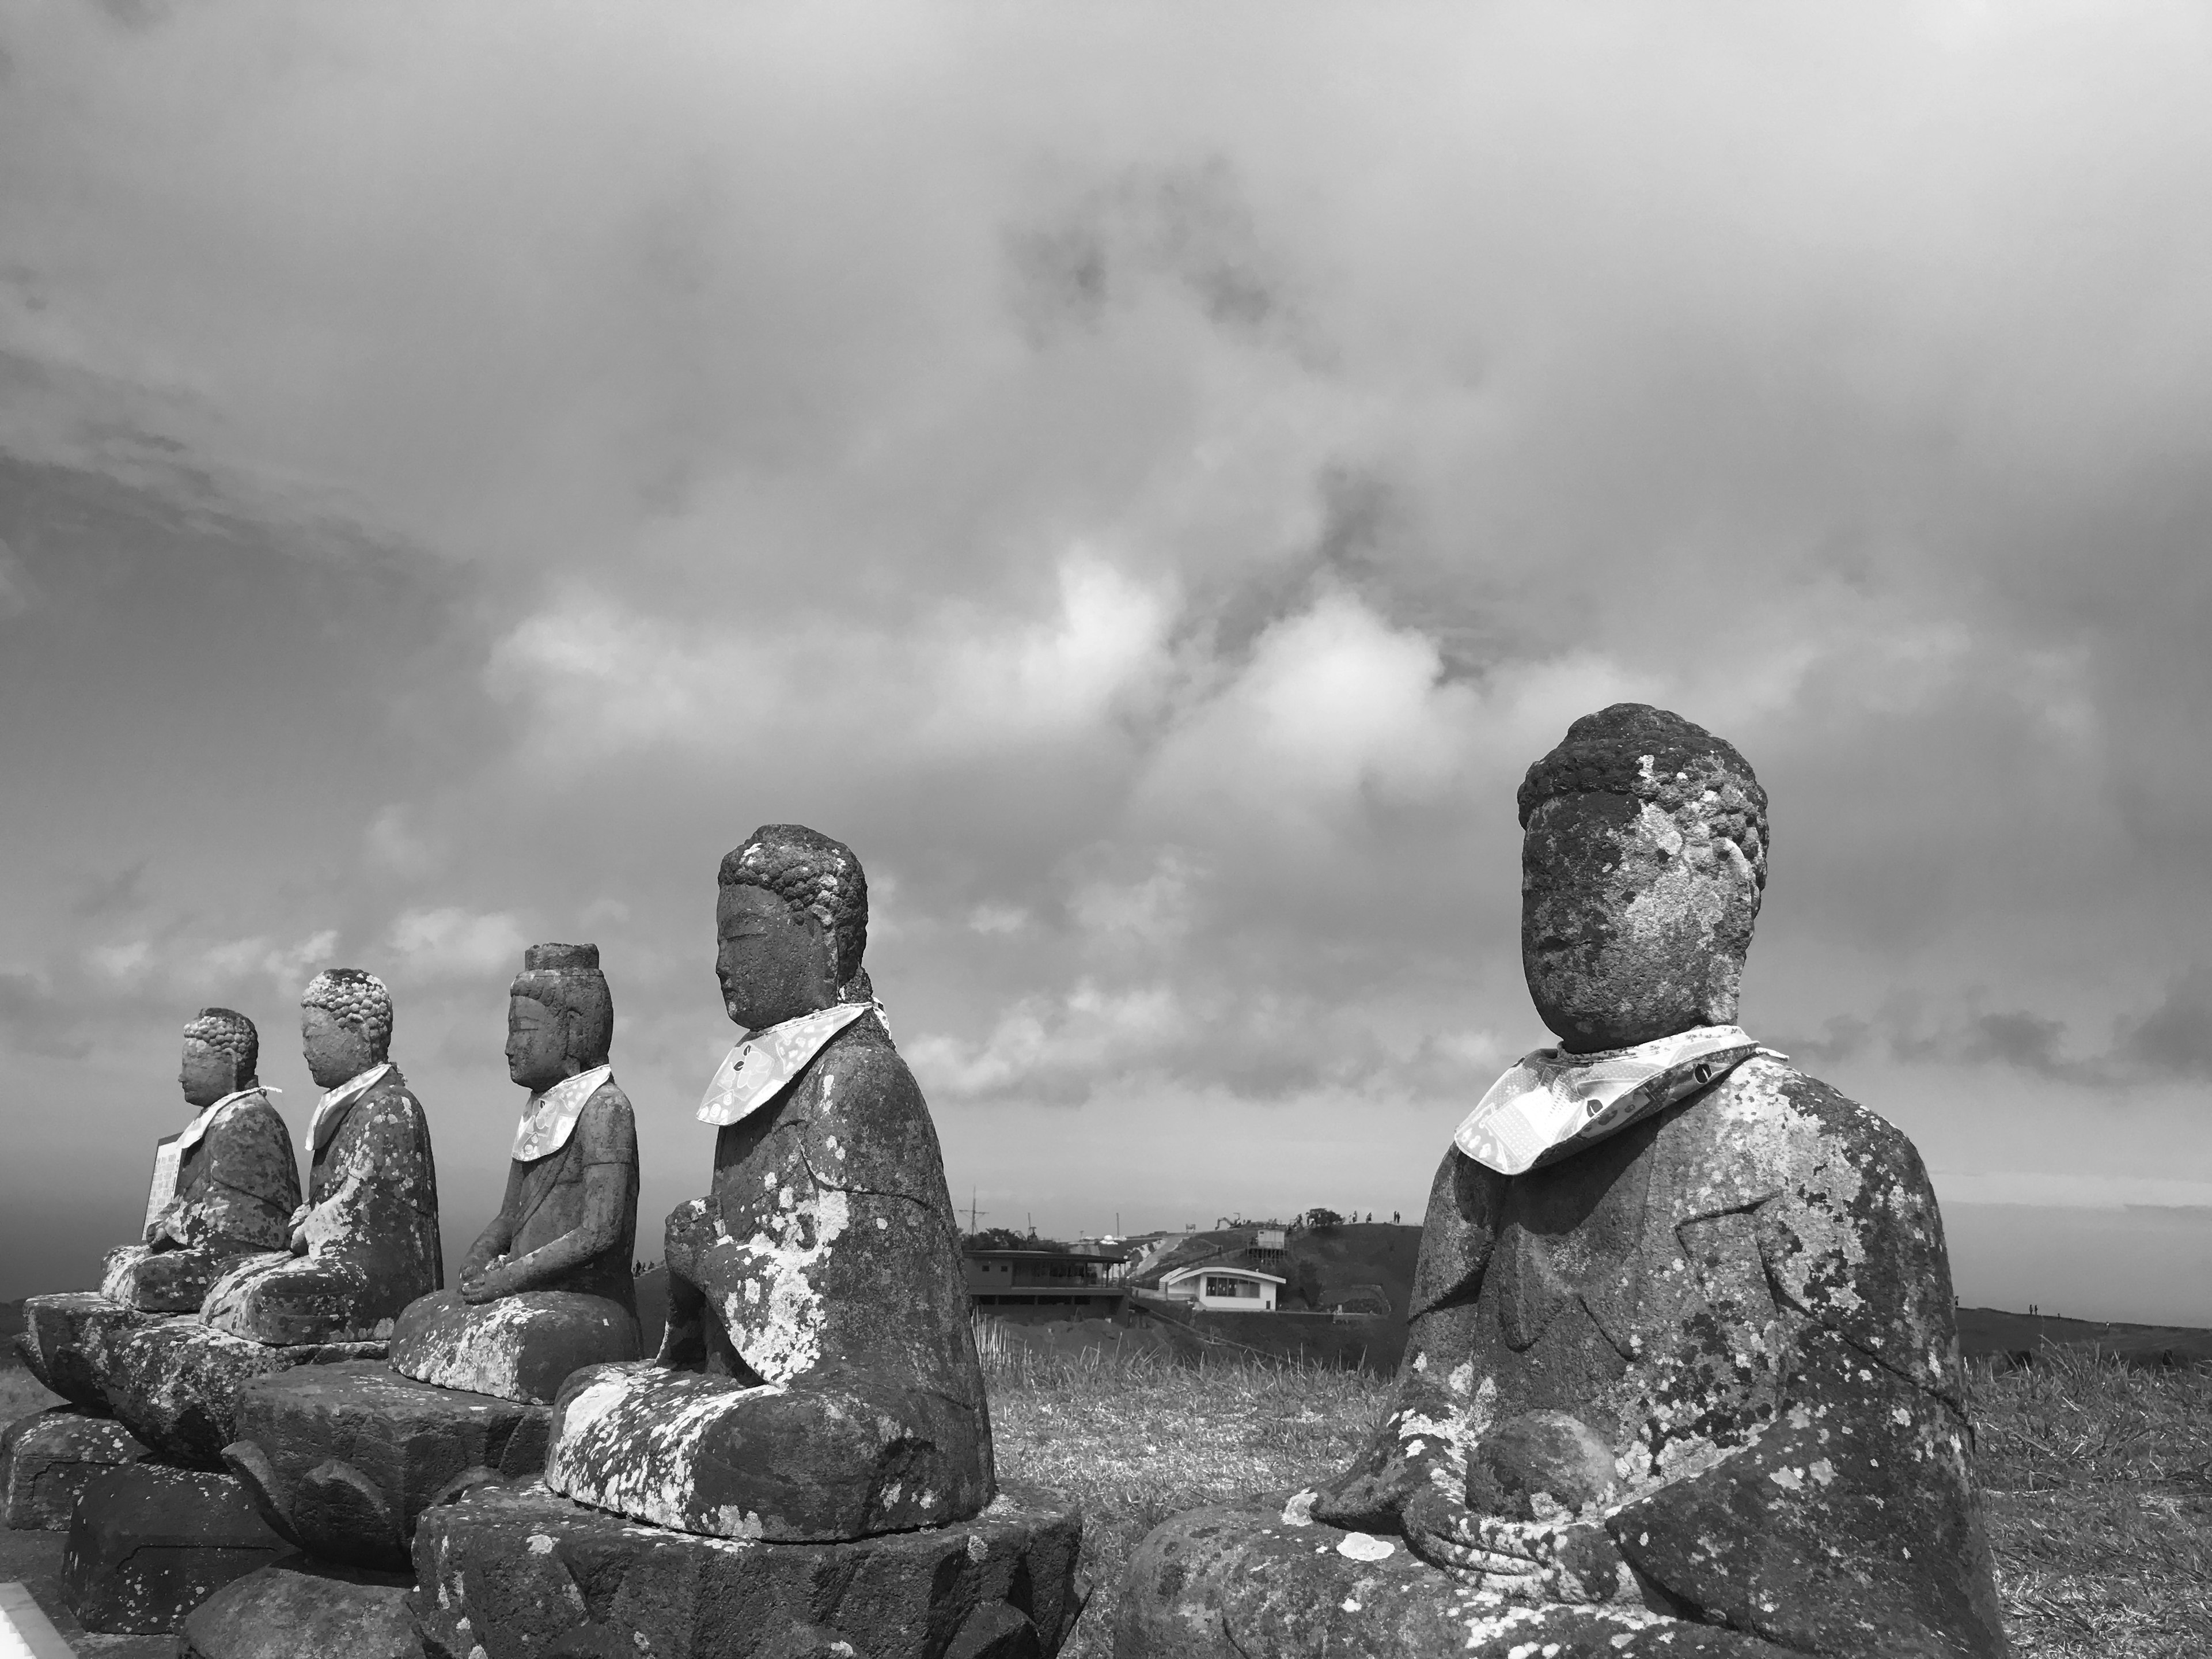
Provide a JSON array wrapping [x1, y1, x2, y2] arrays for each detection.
[[4, 2, 2211, 1321]]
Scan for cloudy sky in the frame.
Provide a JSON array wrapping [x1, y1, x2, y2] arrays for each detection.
[[4, 2, 2211, 1321]]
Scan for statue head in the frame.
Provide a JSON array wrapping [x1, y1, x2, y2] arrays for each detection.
[[507, 941, 613, 1093], [1517, 703, 1767, 1052], [715, 824, 871, 1032], [300, 968, 394, 1089], [179, 1006, 257, 1108]]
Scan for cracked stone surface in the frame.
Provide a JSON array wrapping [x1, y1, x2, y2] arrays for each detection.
[[60, 1465, 286, 1635], [97, 1320, 387, 1468], [221, 1358, 551, 1570], [2, 1406, 150, 1530], [14, 1293, 157, 1411], [411, 1476, 1084, 1659], [544, 1010, 993, 1541]]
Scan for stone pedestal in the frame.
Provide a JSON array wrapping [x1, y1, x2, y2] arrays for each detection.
[[411, 1478, 1086, 1659], [14, 1291, 157, 1409], [60, 1465, 288, 1634], [100, 1317, 387, 1467], [223, 1359, 552, 1570], [2, 1406, 150, 1529], [180, 1555, 426, 1659]]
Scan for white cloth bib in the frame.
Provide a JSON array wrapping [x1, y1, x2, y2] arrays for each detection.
[[696, 1003, 878, 1127], [309, 1061, 389, 1150], [512, 1063, 613, 1161], [1455, 1025, 1772, 1176], [143, 1086, 281, 1232]]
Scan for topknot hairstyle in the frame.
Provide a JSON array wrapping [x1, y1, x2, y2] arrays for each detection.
[[301, 968, 394, 1056], [719, 824, 870, 998], [510, 942, 614, 1067], [1517, 703, 1769, 889], [183, 1006, 258, 1086]]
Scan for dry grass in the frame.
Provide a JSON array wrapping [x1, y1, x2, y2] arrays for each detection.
[[982, 1327, 2212, 1659]]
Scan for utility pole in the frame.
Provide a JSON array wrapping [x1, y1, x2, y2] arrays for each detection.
[[967, 1188, 988, 1234]]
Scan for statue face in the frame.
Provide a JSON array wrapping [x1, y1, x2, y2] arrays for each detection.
[[716, 882, 838, 1032], [1520, 789, 1759, 1052], [507, 994, 574, 1092], [301, 1006, 381, 1090], [179, 1037, 234, 1109]]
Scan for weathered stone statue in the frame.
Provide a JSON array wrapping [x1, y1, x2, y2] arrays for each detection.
[[1117, 705, 2010, 1659], [388, 941, 641, 1403], [16, 1009, 301, 1414], [204, 968, 442, 1347], [410, 830, 1080, 1659], [542, 824, 991, 1539], [90, 971, 440, 1467], [217, 945, 641, 1573]]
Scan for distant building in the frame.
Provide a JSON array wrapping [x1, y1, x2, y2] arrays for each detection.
[[963, 1248, 1127, 1317], [1159, 1264, 1285, 1312]]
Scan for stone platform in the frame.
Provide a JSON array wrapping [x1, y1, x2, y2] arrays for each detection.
[[390, 1289, 639, 1406], [180, 1556, 425, 1659], [411, 1478, 1086, 1659], [60, 1465, 287, 1635], [99, 1317, 387, 1467], [2, 1406, 150, 1529], [224, 1359, 552, 1570], [14, 1291, 157, 1410]]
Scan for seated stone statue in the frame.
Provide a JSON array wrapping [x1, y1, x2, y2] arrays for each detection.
[[388, 941, 640, 1404], [107, 1007, 301, 1313], [202, 968, 443, 1346], [92, 971, 441, 1466], [1117, 705, 2009, 1659], [542, 823, 992, 1540], [16, 1008, 301, 1409]]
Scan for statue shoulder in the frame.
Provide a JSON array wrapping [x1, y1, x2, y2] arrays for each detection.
[[802, 1014, 946, 1199], [1688, 1053, 1934, 1207], [577, 1080, 638, 1162]]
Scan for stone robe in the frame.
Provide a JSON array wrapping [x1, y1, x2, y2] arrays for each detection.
[[1116, 1055, 2010, 1659], [104, 1088, 301, 1314], [389, 1077, 641, 1403], [544, 1010, 993, 1540], [203, 1064, 442, 1346]]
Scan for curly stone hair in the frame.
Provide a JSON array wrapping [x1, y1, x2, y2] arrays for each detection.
[[719, 824, 871, 999], [183, 1006, 258, 1085], [1517, 703, 1769, 889], [301, 968, 394, 1056], [511, 942, 614, 1067]]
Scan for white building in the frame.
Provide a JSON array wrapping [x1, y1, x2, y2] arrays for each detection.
[[1160, 1264, 1285, 1312]]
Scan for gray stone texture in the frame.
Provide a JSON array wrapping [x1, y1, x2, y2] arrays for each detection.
[[14, 1291, 155, 1410], [97, 1319, 386, 1468], [2, 1406, 149, 1531], [60, 1465, 286, 1635], [204, 1067, 442, 1347], [179, 1556, 426, 1659], [390, 1289, 639, 1407], [410, 1478, 1085, 1659], [222, 1358, 551, 1570], [135, 1088, 303, 1299], [544, 1012, 991, 1540]]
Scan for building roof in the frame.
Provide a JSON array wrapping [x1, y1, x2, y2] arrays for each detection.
[[1161, 1264, 1286, 1287]]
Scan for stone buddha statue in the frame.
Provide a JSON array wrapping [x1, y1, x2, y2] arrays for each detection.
[[197, 969, 443, 1347], [387, 941, 641, 1404], [106, 1007, 301, 1314], [18, 1010, 304, 1406], [1116, 704, 2010, 1659], [541, 824, 993, 1540]]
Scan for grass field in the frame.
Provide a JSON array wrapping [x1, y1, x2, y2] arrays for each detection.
[[982, 1336, 2212, 1659]]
